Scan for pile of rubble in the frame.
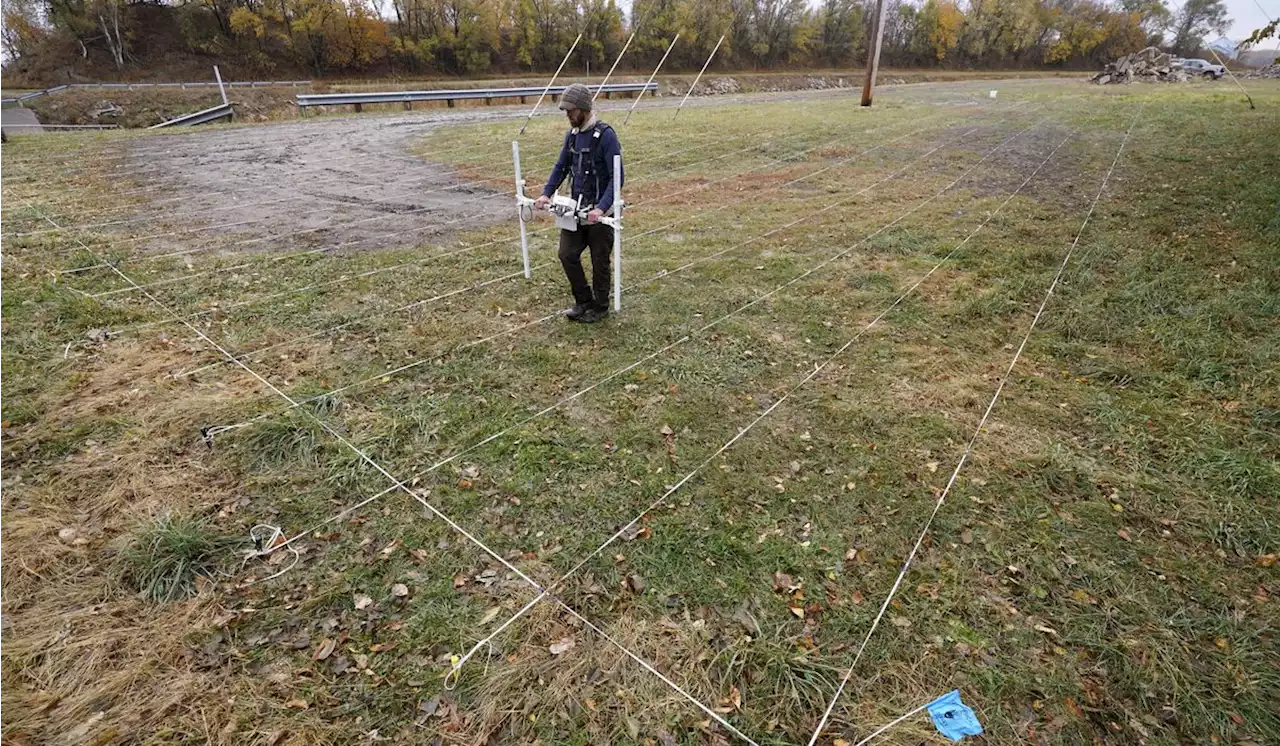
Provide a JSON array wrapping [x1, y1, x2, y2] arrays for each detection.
[[1244, 63, 1280, 79], [1092, 47, 1189, 84]]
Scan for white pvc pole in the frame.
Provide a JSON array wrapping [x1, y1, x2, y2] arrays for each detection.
[[594, 32, 636, 101], [624, 34, 678, 125], [520, 33, 584, 135], [512, 141, 531, 279], [674, 34, 724, 120], [213, 65, 228, 106], [612, 153, 622, 311]]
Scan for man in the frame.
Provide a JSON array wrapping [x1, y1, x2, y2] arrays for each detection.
[[533, 83, 624, 323]]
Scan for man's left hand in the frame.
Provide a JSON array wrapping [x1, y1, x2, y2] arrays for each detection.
[[586, 208, 604, 225]]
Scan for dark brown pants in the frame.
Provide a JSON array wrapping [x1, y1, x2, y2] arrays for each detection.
[[558, 224, 613, 309]]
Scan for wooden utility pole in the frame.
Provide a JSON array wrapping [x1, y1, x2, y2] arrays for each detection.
[[861, 0, 888, 106]]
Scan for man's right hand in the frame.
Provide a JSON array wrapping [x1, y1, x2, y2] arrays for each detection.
[[533, 195, 551, 210]]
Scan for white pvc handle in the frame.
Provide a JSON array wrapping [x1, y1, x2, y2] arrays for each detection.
[[512, 141, 531, 279]]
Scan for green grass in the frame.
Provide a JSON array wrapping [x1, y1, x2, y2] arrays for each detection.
[[115, 514, 242, 602], [2, 80, 1278, 745]]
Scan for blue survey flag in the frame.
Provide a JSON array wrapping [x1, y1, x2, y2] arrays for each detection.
[[926, 690, 983, 741]]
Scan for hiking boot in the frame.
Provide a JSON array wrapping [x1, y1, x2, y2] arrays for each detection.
[[564, 303, 590, 321], [579, 306, 607, 323]]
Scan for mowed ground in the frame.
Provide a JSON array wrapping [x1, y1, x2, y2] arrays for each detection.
[[1, 79, 1277, 746]]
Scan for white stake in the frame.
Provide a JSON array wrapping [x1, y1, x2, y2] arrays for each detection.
[[674, 34, 724, 120], [520, 33, 584, 135], [214, 65, 228, 106], [512, 141, 532, 279], [612, 153, 622, 311], [1207, 47, 1256, 110], [594, 32, 636, 101], [624, 34, 678, 125]]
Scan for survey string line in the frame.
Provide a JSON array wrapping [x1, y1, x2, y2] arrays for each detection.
[[25, 199, 759, 746], [202, 112, 1041, 441], [34, 118, 785, 266], [158, 108, 1017, 380], [61, 92, 899, 274], [94, 105, 1013, 346], [254, 112, 1051, 610], [15, 113, 795, 247], [805, 102, 1145, 746], [71, 99, 998, 293], [2, 87, 881, 221], [242, 115, 1047, 554], [447, 123, 1076, 676]]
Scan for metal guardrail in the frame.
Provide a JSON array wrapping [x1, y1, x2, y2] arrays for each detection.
[[1, 80, 311, 105], [149, 102, 234, 129], [295, 82, 658, 110]]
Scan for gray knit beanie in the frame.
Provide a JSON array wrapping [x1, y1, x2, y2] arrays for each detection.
[[558, 83, 593, 111]]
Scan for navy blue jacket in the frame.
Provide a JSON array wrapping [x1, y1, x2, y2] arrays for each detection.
[[542, 119, 624, 214]]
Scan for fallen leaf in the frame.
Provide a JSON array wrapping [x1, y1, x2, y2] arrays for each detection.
[[772, 571, 797, 594], [625, 716, 640, 740], [834, 740, 852, 746], [419, 694, 441, 718], [313, 638, 336, 661], [379, 539, 401, 558], [789, 606, 805, 620], [660, 424, 674, 436], [478, 607, 502, 625], [1117, 529, 1131, 542], [1229, 712, 1245, 725], [549, 637, 575, 655], [1034, 624, 1059, 637], [452, 574, 468, 588], [960, 528, 974, 544], [354, 595, 374, 610], [844, 548, 858, 561], [1064, 697, 1083, 719], [283, 699, 309, 710], [627, 573, 647, 595], [925, 461, 939, 473], [851, 590, 865, 605], [391, 583, 410, 598], [890, 616, 911, 629]]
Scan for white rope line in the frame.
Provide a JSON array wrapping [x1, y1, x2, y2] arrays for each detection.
[[94, 105, 1000, 343], [805, 103, 1144, 746], [29, 123, 762, 251], [7, 90, 869, 235], [448, 120, 1072, 677], [175, 264, 546, 379], [247, 114, 1041, 552], [159, 109, 1002, 379], [0, 88, 821, 197], [24, 199, 758, 746], [3, 135, 533, 217], [70, 98, 980, 292], [0, 83, 972, 189], [71, 105, 873, 288], [849, 700, 933, 746], [202, 111, 1035, 439]]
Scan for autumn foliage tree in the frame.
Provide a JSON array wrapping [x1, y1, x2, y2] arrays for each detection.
[[0, 0, 1230, 82]]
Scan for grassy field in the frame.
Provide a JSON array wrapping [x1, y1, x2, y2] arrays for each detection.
[[1, 79, 1277, 746]]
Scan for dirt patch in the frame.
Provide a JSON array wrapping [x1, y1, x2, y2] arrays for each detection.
[[115, 113, 513, 256]]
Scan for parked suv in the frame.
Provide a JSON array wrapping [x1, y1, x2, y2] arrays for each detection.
[[1173, 57, 1227, 79]]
